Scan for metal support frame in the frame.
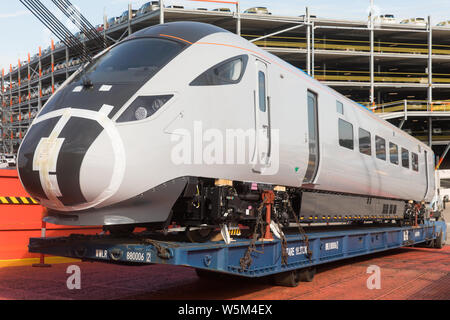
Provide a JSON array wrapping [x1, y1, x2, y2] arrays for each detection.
[[436, 142, 450, 170], [249, 23, 305, 43], [236, 1, 241, 36], [429, 117, 433, 147], [306, 7, 311, 75], [127, 3, 132, 36], [160, 0, 164, 25], [428, 15, 433, 111], [369, 0, 375, 107]]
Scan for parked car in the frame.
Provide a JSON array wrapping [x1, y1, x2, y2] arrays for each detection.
[[244, 7, 271, 15], [196, 8, 208, 11], [138, 1, 160, 16], [119, 9, 138, 23], [400, 17, 426, 26], [374, 14, 396, 24], [212, 8, 231, 13], [106, 16, 120, 28], [166, 5, 184, 9], [437, 21, 450, 27], [4, 154, 16, 167]]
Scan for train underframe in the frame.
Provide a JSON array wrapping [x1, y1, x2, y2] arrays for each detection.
[[105, 177, 430, 240]]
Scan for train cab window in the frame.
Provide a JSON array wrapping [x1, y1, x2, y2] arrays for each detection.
[[336, 101, 344, 114], [359, 128, 371, 155], [190, 55, 249, 86], [375, 136, 386, 161], [402, 148, 410, 168], [412, 152, 419, 172], [338, 119, 354, 150], [389, 142, 399, 165]]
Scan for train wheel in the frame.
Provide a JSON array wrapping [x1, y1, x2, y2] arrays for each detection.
[[185, 227, 218, 243], [297, 267, 316, 282], [273, 270, 300, 287]]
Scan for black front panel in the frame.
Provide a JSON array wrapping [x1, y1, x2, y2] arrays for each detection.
[[56, 117, 104, 207], [17, 117, 61, 200]]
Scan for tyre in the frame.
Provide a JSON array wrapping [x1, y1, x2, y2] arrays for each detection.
[[273, 271, 299, 287], [297, 267, 316, 282], [435, 231, 445, 249]]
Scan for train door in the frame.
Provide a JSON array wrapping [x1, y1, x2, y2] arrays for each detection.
[[252, 59, 271, 173], [303, 91, 320, 184]]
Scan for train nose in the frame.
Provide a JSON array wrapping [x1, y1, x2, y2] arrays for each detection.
[[18, 114, 122, 210]]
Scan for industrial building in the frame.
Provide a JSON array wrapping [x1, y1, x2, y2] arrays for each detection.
[[1, 4, 450, 167]]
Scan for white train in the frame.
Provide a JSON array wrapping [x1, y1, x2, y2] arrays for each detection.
[[17, 22, 434, 237]]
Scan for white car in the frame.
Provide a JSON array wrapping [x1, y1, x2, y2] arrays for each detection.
[[374, 14, 396, 24], [4, 154, 16, 168], [244, 7, 271, 15], [400, 17, 427, 26]]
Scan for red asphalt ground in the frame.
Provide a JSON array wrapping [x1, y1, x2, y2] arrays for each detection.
[[0, 245, 448, 300]]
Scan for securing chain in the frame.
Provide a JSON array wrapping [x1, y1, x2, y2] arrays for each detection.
[[239, 201, 266, 271], [137, 237, 171, 260], [272, 207, 289, 266], [286, 196, 313, 260]]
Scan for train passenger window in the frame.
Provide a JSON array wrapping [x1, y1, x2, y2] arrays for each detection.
[[389, 142, 399, 165], [359, 128, 371, 155], [336, 101, 344, 114], [412, 153, 419, 172], [375, 136, 386, 161], [190, 55, 249, 86], [338, 119, 354, 150], [258, 71, 266, 112], [402, 148, 409, 168]]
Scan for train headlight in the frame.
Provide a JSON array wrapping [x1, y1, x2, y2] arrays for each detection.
[[117, 95, 173, 123]]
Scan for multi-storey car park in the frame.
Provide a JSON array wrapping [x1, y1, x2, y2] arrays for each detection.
[[1, 3, 450, 170]]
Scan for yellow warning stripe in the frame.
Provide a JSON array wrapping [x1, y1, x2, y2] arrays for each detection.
[[0, 197, 39, 205]]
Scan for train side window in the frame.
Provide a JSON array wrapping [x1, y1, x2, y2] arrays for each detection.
[[375, 136, 386, 161], [359, 128, 371, 155], [258, 71, 266, 112], [389, 142, 399, 165], [338, 119, 354, 150], [412, 152, 419, 172], [336, 101, 344, 114], [402, 148, 409, 168]]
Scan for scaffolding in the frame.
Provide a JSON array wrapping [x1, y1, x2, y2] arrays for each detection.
[[2, 2, 450, 157]]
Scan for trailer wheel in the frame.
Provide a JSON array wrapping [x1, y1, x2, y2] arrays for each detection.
[[195, 268, 218, 279], [297, 267, 316, 282], [273, 271, 299, 287], [435, 231, 445, 249]]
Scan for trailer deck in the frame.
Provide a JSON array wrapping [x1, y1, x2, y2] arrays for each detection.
[[28, 221, 447, 286]]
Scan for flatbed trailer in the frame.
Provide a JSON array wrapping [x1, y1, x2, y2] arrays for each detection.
[[29, 221, 447, 287]]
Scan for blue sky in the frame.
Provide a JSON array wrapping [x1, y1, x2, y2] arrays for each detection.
[[1, 0, 450, 71]]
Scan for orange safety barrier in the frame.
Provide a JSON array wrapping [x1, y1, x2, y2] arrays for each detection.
[[0, 169, 102, 267]]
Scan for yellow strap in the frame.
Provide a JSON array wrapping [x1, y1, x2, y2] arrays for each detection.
[[0, 197, 9, 204], [9, 197, 19, 204]]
